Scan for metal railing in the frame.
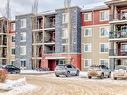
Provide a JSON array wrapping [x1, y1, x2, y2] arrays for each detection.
[[109, 31, 127, 39], [110, 13, 127, 21], [109, 49, 127, 56], [44, 51, 66, 54]]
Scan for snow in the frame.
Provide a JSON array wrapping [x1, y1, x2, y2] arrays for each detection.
[[79, 72, 88, 78], [0, 78, 39, 95], [21, 70, 54, 74]]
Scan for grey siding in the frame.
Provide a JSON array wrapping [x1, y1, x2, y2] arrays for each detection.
[[55, 7, 81, 53], [15, 14, 32, 69]]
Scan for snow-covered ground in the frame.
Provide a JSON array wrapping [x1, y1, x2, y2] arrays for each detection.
[[0, 78, 39, 95], [21, 70, 54, 74], [79, 71, 88, 78]]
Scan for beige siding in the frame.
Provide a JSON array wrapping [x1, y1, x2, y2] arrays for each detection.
[[81, 24, 110, 71], [9, 33, 15, 64]]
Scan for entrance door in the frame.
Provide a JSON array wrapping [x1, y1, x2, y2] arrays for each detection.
[[117, 59, 121, 65], [48, 60, 56, 71]]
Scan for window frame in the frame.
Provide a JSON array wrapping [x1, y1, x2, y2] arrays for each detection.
[[84, 59, 92, 68], [100, 10, 109, 21], [11, 23, 15, 31], [100, 43, 109, 53], [20, 46, 26, 55], [84, 27, 92, 37], [12, 35, 15, 42], [99, 26, 109, 37], [62, 28, 68, 39], [11, 48, 15, 55], [20, 59, 26, 68], [11, 60, 15, 65], [84, 13, 92, 21], [20, 32, 26, 42], [84, 43, 92, 52], [100, 59, 109, 67], [62, 13, 69, 23], [20, 18, 26, 28]]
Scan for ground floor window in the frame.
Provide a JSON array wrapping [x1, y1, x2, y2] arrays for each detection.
[[59, 60, 66, 65], [20, 59, 26, 68], [84, 59, 91, 68], [122, 59, 127, 66], [100, 59, 109, 67], [11, 61, 15, 65]]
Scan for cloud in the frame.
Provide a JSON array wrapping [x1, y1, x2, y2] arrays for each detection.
[[0, 0, 108, 18]]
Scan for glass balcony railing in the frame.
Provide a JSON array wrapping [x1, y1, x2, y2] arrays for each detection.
[[44, 51, 65, 54], [109, 31, 127, 39], [109, 49, 127, 56]]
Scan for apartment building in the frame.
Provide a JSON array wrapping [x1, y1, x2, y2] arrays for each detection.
[[81, 6, 110, 70], [14, 0, 127, 71], [106, 0, 127, 70], [15, 6, 81, 70]]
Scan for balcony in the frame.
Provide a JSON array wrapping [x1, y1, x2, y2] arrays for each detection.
[[44, 32, 55, 44], [109, 49, 127, 58], [109, 31, 127, 41], [110, 13, 127, 23], [44, 37, 55, 43], [44, 16, 55, 29], [32, 16, 43, 31]]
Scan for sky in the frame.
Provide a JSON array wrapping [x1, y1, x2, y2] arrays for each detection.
[[0, 0, 109, 19]]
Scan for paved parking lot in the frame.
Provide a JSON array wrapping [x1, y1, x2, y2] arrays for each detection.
[[7, 73, 127, 95]]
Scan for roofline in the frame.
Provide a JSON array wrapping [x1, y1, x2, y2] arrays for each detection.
[[105, 0, 127, 5], [38, 11, 56, 16], [0, 17, 8, 20], [15, 6, 80, 17], [81, 5, 109, 12], [55, 6, 81, 11], [16, 13, 33, 16]]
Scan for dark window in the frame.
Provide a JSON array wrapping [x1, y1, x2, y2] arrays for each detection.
[[21, 60, 26, 67], [12, 36, 15, 42], [11, 61, 15, 65], [11, 48, 15, 55]]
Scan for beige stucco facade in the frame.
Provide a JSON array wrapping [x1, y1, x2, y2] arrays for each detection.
[[81, 24, 110, 71], [9, 33, 15, 65]]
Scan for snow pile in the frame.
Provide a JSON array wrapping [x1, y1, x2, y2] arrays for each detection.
[[5, 77, 26, 89], [21, 70, 54, 74], [0, 78, 38, 95], [79, 72, 88, 78]]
